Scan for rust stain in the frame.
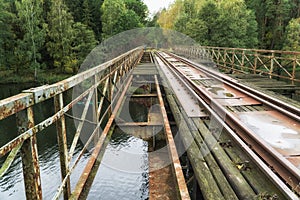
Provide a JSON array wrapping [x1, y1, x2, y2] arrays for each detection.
[[0, 47, 145, 199], [154, 75, 190, 200]]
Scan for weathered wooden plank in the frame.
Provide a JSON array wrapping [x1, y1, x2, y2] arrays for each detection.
[[166, 94, 225, 199], [192, 118, 256, 199], [210, 124, 287, 199], [180, 112, 239, 200]]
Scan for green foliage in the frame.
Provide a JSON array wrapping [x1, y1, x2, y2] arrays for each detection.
[[283, 18, 300, 52], [0, 0, 150, 83], [65, 0, 104, 41], [212, 0, 258, 48], [158, 0, 300, 51], [47, 0, 97, 74], [47, 0, 74, 72], [101, 0, 143, 39], [15, 0, 46, 77], [72, 22, 97, 72], [245, 0, 295, 50], [170, 0, 258, 48], [146, 12, 160, 27], [0, 1, 16, 70], [124, 0, 148, 24]]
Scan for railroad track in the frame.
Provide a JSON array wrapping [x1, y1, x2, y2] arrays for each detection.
[[154, 51, 300, 199]]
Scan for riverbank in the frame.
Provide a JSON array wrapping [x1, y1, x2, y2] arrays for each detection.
[[0, 69, 72, 85]]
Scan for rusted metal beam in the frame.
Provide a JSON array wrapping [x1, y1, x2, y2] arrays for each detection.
[[154, 75, 190, 200], [97, 78, 109, 119], [0, 142, 23, 177], [0, 47, 144, 200], [70, 75, 133, 199], [54, 93, 71, 199], [22, 47, 143, 104], [176, 46, 300, 83], [0, 50, 143, 157], [162, 52, 300, 198], [16, 106, 42, 200], [0, 84, 95, 157], [69, 89, 94, 161], [0, 93, 34, 120], [52, 105, 112, 200]]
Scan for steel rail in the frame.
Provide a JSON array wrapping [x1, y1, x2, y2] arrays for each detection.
[[155, 52, 300, 199], [154, 75, 190, 200], [169, 52, 300, 121]]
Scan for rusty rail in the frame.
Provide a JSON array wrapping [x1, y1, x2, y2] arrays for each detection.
[[154, 75, 190, 200], [157, 51, 300, 199], [175, 46, 300, 84], [0, 47, 143, 199]]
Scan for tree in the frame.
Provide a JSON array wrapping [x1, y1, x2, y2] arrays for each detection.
[[169, 0, 258, 48], [47, 0, 97, 73], [15, 0, 46, 78], [185, 18, 208, 45], [47, 0, 74, 73], [245, 0, 293, 50], [64, 0, 83, 23], [157, 1, 183, 29], [101, 0, 142, 39], [283, 18, 300, 52], [290, 0, 300, 19], [0, 0, 16, 70], [146, 12, 160, 27], [72, 22, 97, 73], [124, 0, 148, 24], [88, 0, 103, 40], [174, 0, 196, 33], [211, 0, 258, 48]]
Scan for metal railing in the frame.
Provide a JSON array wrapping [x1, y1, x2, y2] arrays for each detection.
[[0, 47, 143, 199], [175, 46, 300, 84]]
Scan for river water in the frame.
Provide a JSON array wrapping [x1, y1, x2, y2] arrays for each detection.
[[0, 84, 149, 199]]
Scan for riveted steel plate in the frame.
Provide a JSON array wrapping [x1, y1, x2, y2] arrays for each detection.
[[156, 58, 207, 118]]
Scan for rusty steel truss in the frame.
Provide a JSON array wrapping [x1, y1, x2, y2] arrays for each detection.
[[0, 47, 143, 200], [175, 46, 300, 84]]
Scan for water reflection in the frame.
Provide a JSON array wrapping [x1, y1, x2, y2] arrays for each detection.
[[0, 84, 88, 199], [0, 85, 150, 199], [88, 129, 149, 200]]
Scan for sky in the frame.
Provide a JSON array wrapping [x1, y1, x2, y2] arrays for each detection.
[[142, 0, 175, 15]]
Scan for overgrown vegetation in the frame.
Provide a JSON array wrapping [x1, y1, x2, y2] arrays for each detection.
[[157, 0, 300, 50], [0, 0, 299, 84], [0, 0, 149, 84]]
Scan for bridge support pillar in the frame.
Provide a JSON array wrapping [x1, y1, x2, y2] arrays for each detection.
[[16, 106, 42, 200], [54, 93, 71, 199]]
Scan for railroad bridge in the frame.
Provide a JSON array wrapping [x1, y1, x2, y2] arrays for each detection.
[[0, 46, 300, 200]]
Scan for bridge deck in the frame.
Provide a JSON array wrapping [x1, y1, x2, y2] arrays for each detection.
[[78, 61, 188, 199], [1, 48, 300, 200], [230, 73, 300, 98]]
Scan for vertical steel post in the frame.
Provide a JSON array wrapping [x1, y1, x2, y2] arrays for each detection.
[[54, 93, 71, 199], [254, 51, 258, 74], [270, 52, 275, 79], [292, 55, 296, 84], [16, 107, 42, 200], [231, 49, 235, 72], [241, 50, 245, 72], [216, 48, 220, 66], [93, 75, 100, 142]]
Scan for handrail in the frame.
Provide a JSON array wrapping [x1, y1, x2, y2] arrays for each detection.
[[174, 46, 300, 84], [0, 46, 144, 200]]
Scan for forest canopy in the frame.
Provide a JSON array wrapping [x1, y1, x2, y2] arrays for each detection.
[[0, 0, 149, 76], [158, 0, 300, 51], [0, 0, 299, 79]]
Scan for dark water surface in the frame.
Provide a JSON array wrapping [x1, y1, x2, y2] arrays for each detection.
[[0, 84, 149, 199]]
